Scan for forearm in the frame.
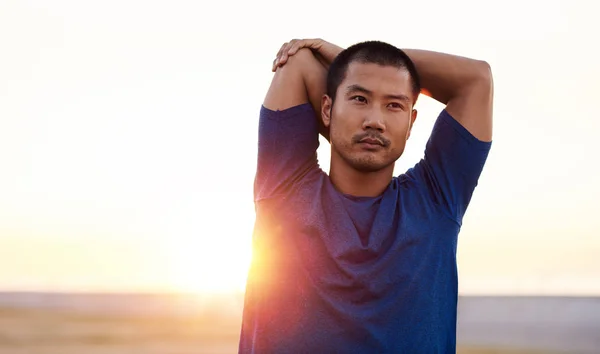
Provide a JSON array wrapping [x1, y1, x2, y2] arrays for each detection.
[[403, 49, 492, 105], [303, 53, 328, 116], [301, 51, 329, 140]]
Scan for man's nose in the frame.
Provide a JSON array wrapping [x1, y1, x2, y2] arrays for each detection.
[[362, 110, 386, 133]]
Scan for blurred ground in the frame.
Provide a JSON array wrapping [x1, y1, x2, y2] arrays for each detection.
[[0, 306, 554, 354]]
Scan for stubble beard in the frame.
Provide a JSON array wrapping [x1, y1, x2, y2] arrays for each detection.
[[331, 136, 400, 173], [327, 106, 403, 173]]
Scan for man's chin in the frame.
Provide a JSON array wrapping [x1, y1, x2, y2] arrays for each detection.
[[335, 148, 395, 173], [350, 159, 391, 173]]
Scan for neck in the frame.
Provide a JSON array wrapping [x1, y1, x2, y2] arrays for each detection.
[[329, 156, 395, 198]]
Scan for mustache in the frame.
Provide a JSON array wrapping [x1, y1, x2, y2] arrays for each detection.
[[352, 131, 391, 147]]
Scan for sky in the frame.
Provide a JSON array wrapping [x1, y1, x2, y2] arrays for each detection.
[[0, 0, 598, 295]]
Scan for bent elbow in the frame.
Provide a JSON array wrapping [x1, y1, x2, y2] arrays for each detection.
[[475, 60, 493, 87]]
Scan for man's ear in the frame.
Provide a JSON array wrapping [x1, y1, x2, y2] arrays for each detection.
[[406, 109, 418, 140], [321, 95, 332, 128]]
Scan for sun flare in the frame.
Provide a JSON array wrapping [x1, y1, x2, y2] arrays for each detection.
[[166, 235, 253, 294]]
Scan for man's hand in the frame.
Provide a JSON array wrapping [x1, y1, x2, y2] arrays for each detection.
[[403, 49, 493, 141], [272, 38, 344, 72]]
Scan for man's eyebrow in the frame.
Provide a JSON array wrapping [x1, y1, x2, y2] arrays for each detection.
[[345, 84, 410, 103], [384, 93, 411, 103], [345, 84, 372, 95]]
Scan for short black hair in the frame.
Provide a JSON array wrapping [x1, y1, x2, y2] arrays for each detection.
[[326, 41, 421, 105]]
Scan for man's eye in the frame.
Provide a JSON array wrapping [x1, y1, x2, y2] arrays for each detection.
[[388, 102, 403, 110], [352, 96, 367, 103]]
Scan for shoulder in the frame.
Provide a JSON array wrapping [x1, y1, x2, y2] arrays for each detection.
[[435, 109, 493, 149], [260, 102, 315, 122], [396, 166, 457, 222], [256, 166, 326, 205]]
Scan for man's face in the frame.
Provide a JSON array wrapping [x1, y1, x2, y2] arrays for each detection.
[[322, 62, 417, 173]]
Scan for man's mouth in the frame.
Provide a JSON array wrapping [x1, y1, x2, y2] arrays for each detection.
[[359, 137, 383, 146]]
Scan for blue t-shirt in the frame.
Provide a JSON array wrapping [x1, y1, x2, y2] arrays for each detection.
[[239, 103, 491, 353]]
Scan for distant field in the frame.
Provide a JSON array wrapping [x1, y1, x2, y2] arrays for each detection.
[[0, 306, 554, 354]]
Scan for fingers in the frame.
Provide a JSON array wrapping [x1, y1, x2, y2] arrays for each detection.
[[287, 40, 304, 55], [278, 39, 298, 66], [272, 40, 298, 71], [272, 42, 289, 71], [272, 39, 320, 72], [289, 38, 321, 55]]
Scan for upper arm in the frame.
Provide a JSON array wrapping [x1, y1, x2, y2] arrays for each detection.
[[255, 49, 326, 202], [412, 110, 492, 224], [445, 62, 494, 142]]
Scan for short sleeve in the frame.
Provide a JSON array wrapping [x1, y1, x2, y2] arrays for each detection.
[[254, 103, 320, 202], [412, 110, 492, 224]]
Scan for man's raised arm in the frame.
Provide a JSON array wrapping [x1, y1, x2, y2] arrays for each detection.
[[264, 48, 327, 119], [404, 49, 494, 142], [402, 49, 493, 223], [254, 48, 327, 201]]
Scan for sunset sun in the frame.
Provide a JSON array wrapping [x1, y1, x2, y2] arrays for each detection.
[[165, 230, 253, 294]]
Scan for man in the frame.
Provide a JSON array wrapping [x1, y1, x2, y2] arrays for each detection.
[[239, 38, 493, 353]]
